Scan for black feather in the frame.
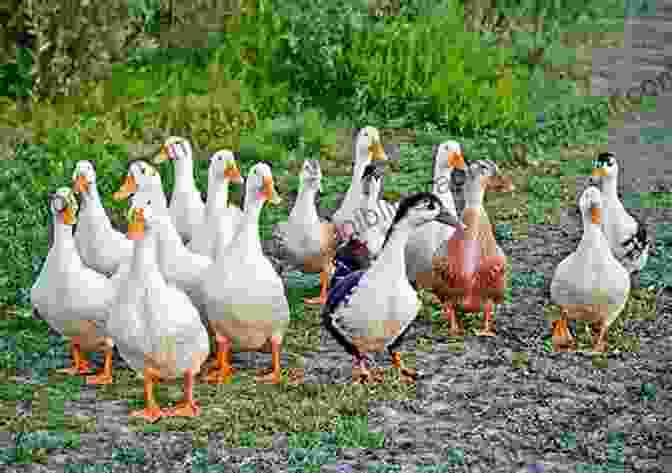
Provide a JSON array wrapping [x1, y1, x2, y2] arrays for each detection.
[[594, 151, 615, 167], [380, 192, 443, 249], [621, 216, 649, 258], [361, 162, 385, 182]]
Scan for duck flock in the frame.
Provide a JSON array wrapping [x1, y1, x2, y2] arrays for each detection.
[[30, 127, 650, 422]]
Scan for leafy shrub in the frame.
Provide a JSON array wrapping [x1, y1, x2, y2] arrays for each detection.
[[344, 0, 534, 135]]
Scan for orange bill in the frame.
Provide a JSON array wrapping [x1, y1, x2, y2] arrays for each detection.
[[224, 165, 243, 183], [263, 176, 282, 204], [113, 175, 137, 201], [592, 168, 608, 177], [368, 142, 387, 161], [447, 151, 466, 170], [591, 206, 600, 225], [62, 205, 76, 225], [73, 175, 88, 194], [127, 208, 145, 240], [155, 145, 170, 163]]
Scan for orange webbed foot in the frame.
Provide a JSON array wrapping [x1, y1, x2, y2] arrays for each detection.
[[56, 359, 93, 376], [85, 371, 113, 385], [163, 399, 200, 417], [129, 406, 163, 423], [204, 365, 236, 384], [303, 296, 326, 305]]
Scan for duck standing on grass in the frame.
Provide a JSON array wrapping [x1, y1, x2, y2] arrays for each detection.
[[322, 192, 464, 384], [550, 186, 630, 353], [431, 159, 514, 337], [105, 195, 210, 422], [590, 152, 650, 275], [273, 159, 338, 305], [31, 188, 116, 385], [200, 162, 290, 385]]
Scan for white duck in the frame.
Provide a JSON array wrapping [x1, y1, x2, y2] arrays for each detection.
[[550, 185, 631, 353], [112, 184, 211, 317], [106, 194, 209, 422], [31, 187, 116, 385], [155, 136, 206, 244], [590, 151, 650, 274], [405, 141, 467, 288], [331, 126, 388, 226], [273, 159, 338, 305], [200, 162, 289, 385], [72, 160, 133, 276], [322, 192, 463, 384], [186, 150, 243, 259], [113, 159, 169, 216]]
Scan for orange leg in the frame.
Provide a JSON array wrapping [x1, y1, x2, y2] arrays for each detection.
[[257, 335, 282, 384], [86, 347, 113, 385], [304, 267, 330, 305], [552, 310, 576, 352], [442, 303, 464, 337], [390, 351, 416, 380], [476, 301, 496, 337], [204, 334, 236, 384], [164, 369, 200, 417], [129, 367, 163, 422], [56, 337, 93, 375]]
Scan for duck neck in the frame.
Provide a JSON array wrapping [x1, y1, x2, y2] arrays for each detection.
[[206, 176, 229, 218], [217, 194, 263, 258], [148, 178, 169, 214], [292, 185, 319, 222], [600, 177, 619, 199], [174, 158, 197, 191], [341, 159, 369, 212], [373, 223, 411, 278], [80, 183, 106, 218], [53, 218, 77, 255], [578, 218, 607, 252], [130, 227, 159, 278], [433, 171, 457, 214]]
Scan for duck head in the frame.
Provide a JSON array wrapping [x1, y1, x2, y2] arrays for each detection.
[[590, 151, 617, 185], [361, 162, 385, 198], [299, 159, 322, 193], [154, 136, 193, 165], [354, 126, 387, 167], [49, 187, 79, 225], [387, 192, 463, 234], [126, 192, 158, 240], [463, 159, 515, 207], [579, 185, 603, 226], [432, 140, 467, 187], [244, 161, 282, 206], [209, 150, 242, 183], [113, 159, 160, 201], [71, 160, 97, 195]]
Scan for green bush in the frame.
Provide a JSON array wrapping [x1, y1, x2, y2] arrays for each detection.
[[344, 0, 534, 134]]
